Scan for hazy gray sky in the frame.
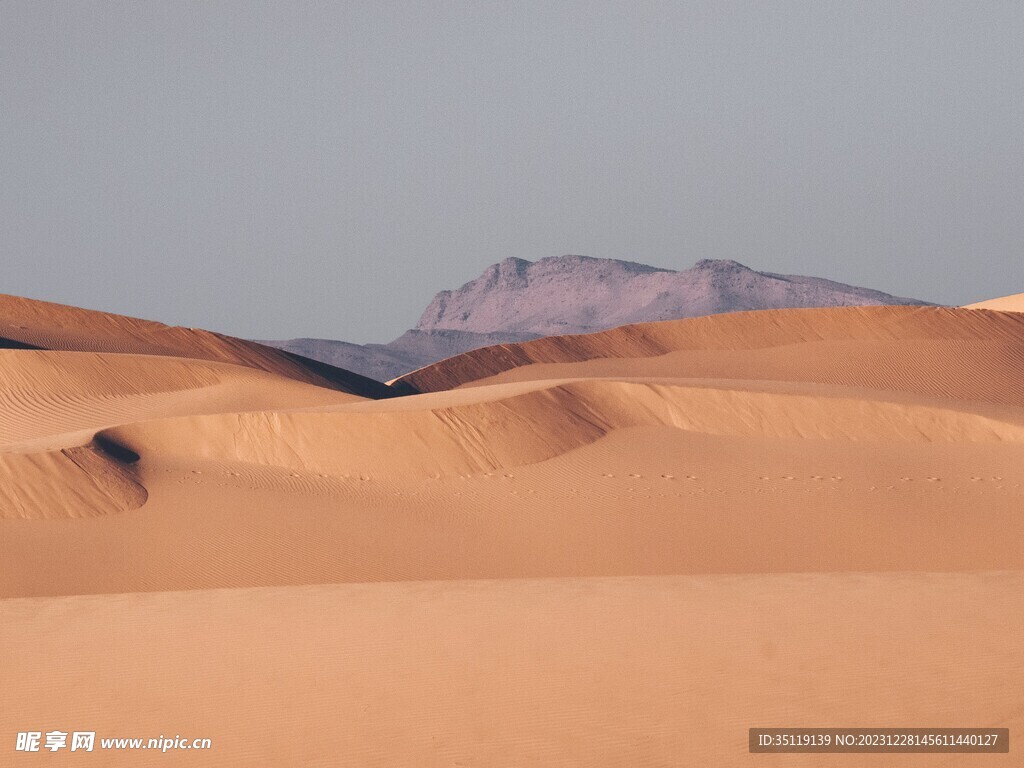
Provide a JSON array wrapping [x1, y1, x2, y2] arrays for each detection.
[[1, 1, 1021, 342]]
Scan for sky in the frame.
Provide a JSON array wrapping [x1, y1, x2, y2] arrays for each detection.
[[1, 1, 1022, 343]]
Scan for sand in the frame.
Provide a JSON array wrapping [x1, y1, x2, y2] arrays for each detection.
[[2, 297, 1022, 765], [0, 293, 390, 398], [965, 292, 1024, 313], [4, 574, 1020, 767]]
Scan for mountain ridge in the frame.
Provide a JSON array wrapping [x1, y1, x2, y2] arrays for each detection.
[[265, 256, 931, 381]]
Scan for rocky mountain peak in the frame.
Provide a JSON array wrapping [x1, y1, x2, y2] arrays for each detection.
[[269, 255, 930, 382]]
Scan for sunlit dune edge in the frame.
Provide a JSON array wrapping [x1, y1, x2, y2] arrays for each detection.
[[2, 295, 1022, 766]]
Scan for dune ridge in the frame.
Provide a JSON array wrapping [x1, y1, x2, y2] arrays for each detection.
[[100, 378, 1024, 483], [0, 350, 360, 453], [965, 292, 1024, 313], [0, 293, 390, 397], [3, 294, 1023, 766], [0, 442, 146, 519], [394, 305, 1024, 392]]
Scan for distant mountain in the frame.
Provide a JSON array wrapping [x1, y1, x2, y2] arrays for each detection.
[[264, 256, 931, 381]]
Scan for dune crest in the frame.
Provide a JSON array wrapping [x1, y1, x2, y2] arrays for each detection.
[[964, 292, 1024, 312], [3, 293, 1024, 765], [0, 350, 361, 454], [394, 305, 1024, 392], [0, 293, 390, 397], [0, 442, 146, 519], [98, 379, 1024, 488]]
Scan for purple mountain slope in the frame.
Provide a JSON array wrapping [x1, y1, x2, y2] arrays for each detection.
[[264, 256, 931, 382]]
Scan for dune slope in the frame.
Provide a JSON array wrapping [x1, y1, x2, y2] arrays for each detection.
[[0, 293, 390, 397], [965, 292, 1024, 312], [3, 303, 1024, 592], [394, 305, 1024, 393], [3, 573, 1020, 767], [2, 297, 1023, 766]]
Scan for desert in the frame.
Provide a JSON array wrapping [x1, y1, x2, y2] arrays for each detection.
[[4, 2, 1021, 763], [2, 286, 1023, 765]]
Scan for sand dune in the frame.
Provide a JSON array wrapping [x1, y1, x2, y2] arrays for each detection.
[[0, 443, 147, 520], [0, 349, 359, 453], [965, 292, 1024, 312], [0, 348, 358, 520], [100, 378, 1024, 475], [2, 297, 1023, 765], [0, 293, 390, 397], [394, 305, 1024, 392]]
